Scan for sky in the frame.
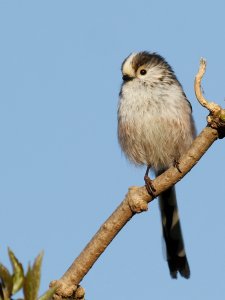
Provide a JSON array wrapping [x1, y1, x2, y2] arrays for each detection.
[[0, 1, 225, 299]]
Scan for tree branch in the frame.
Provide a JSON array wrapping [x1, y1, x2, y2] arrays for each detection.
[[50, 58, 225, 299]]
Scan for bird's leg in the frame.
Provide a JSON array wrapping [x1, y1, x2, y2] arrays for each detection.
[[144, 165, 156, 196], [173, 159, 182, 173]]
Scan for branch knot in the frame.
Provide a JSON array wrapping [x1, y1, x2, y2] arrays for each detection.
[[127, 186, 149, 213], [50, 281, 85, 300]]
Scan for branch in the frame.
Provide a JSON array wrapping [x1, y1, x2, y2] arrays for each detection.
[[50, 58, 225, 299], [195, 58, 225, 136]]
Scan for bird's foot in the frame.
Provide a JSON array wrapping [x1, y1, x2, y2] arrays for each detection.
[[173, 159, 182, 173], [144, 175, 156, 197]]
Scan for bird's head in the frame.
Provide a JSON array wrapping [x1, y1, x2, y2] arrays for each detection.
[[121, 51, 176, 84]]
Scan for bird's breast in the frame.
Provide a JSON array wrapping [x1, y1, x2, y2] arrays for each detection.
[[117, 82, 194, 170]]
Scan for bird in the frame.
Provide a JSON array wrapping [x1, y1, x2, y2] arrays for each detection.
[[117, 51, 196, 279]]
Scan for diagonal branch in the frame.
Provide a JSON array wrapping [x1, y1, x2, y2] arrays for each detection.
[[50, 58, 225, 299]]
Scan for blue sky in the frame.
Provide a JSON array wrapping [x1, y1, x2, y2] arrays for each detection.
[[1, 1, 225, 299]]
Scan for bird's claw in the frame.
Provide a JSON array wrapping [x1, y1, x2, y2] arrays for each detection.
[[144, 175, 156, 197], [173, 159, 182, 173]]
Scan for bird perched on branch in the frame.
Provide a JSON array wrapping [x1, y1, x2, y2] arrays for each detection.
[[117, 51, 196, 278]]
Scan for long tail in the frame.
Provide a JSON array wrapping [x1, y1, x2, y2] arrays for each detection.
[[158, 184, 190, 279]]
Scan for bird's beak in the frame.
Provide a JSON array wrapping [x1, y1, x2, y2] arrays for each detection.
[[122, 74, 134, 82]]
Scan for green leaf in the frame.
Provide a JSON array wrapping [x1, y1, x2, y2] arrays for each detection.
[[23, 264, 32, 300], [23, 252, 44, 300], [1, 287, 10, 300], [0, 263, 13, 297], [8, 248, 24, 294], [38, 287, 57, 300]]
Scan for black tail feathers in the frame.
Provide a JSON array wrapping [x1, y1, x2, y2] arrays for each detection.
[[158, 185, 190, 279]]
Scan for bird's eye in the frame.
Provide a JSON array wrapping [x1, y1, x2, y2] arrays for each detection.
[[140, 69, 147, 75]]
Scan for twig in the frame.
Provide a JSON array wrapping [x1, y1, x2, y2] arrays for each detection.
[[195, 58, 225, 135], [194, 58, 219, 112], [50, 58, 225, 299]]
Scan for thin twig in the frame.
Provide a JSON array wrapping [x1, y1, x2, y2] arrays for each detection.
[[195, 58, 221, 115]]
